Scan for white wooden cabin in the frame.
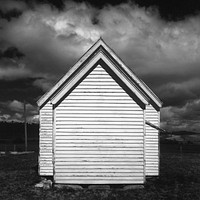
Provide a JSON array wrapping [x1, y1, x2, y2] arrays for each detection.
[[37, 38, 162, 185]]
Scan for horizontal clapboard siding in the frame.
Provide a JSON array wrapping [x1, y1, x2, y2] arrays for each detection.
[[145, 104, 159, 176], [39, 101, 53, 176], [55, 65, 144, 184]]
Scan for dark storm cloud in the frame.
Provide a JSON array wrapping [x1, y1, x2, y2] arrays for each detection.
[[0, 0, 27, 15], [161, 99, 200, 132], [0, 9, 22, 21], [0, 78, 44, 103], [0, 0, 200, 130], [0, 46, 24, 59], [156, 79, 200, 107]]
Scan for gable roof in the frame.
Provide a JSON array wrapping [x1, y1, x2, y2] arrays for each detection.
[[37, 38, 162, 109]]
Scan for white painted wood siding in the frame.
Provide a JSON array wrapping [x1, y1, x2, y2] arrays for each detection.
[[39, 101, 53, 176], [145, 104, 159, 176], [55, 65, 145, 184]]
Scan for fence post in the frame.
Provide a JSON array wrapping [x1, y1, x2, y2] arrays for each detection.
[[24, 101, 27, 152]]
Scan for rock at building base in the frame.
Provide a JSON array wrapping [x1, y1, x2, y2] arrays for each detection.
[[35, 182, 43, 188], [35, 178, 52, 190], [54, 184, 83, 190], [43, 180, 53, 190], [123, 185, 144, 190]]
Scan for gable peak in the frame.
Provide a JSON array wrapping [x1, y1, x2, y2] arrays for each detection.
[[37, 37, 162, 109]]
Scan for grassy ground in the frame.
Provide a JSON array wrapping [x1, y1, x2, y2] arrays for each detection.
[[0, 148, 200, 200]]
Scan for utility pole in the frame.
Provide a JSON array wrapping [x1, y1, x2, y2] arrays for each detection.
[[24, 100, 27, 151]]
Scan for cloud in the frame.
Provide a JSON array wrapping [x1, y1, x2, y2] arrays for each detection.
[[14, 112, 23, 119], [0, 114, 11, 121], [161, 98, 200, 132], [8, 100, 24, 111], [1, 46, 24, 59], [8, 100, 36, 112], [0, 99, 38, 123], [0, 63, 31, 80], [157, 78, 200, 107], [0, 0, 27, 12], [27, 114, 39, 123], [0, 0, 200, 130], [33, 78, 54, 92], [0, 0, 27, 21], [0, 78, 44, 104]]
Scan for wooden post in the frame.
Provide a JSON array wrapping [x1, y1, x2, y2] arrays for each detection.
[[24, 101, 27, 152]]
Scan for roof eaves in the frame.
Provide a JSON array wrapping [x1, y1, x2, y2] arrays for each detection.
[[99, 40, 162, 108], [37, 38, 104, 107], [50, 52, 149, 106]]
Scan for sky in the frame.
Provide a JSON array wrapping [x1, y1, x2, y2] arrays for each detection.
[[0, 0, 200, 132]]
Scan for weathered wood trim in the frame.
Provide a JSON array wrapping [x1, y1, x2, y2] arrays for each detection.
[[52, 104, 56, 182], [158, 110, 160, 176], [38, 109, 41, 175], [143, 108, 146, 182], [145, 120, 165, 132], [145, 104, 159, 176], [55, 179, 144, 184], [39, 102, 53, 176]]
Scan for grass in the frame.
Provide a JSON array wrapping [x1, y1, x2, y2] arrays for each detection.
[[0, 147, 200, 200]]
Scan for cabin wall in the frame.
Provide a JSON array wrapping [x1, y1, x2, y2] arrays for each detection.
[[39, 101, 53, 176], [145, 104, 159, 176], [54, 65, 145, 184]]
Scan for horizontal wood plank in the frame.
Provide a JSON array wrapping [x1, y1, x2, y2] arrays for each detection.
[[54, 179, 144, 184], [54, 136, 143, 140], [55, 172, 144, 177], [54, 154, 143, 159], [55, 159, 144, 163], [55, 150, 144, 155], [56, 129, 143, 133]]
